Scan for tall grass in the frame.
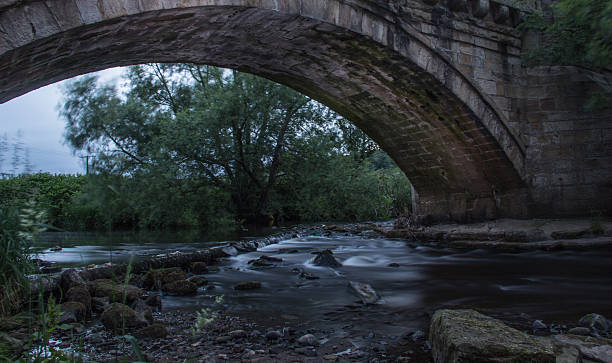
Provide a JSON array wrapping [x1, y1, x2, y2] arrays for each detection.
[[0, 200, 43, 317]]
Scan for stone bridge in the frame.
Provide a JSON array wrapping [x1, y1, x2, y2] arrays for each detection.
[[0, 0, 610, 222]]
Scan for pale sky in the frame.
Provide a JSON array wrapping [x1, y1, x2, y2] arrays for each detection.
[[0, 67, 124, 175]]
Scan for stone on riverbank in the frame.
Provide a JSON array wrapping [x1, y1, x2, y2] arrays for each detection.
[[313, 249, 341, 267], [89, 279, 143, 303], [101, 303, 148, 331], [60, 269, 86, 294], [429, 309, 556, 362], [162, 280, 198, 296], [552, 334, 612, 362], [61, 301, 87, 322], [234, 281, 262, 290], [142, 267, 186, 290], [65, 285, 92, 314]]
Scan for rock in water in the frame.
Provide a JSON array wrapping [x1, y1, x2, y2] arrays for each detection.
[[221, 246, 238, 256], [313, 249, 341, 267], [162, 280, 198, 296], [348, 281, 379, 304], [429, 309, 556, 362], [89, 279, 143, 303], [579, 313, 609, 332], [187, 275, 208, 286]]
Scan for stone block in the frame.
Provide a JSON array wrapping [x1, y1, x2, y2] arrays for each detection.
[[98, 0, 129, 18], [45, 0, 84, 30], [0, 8, 34, 47], [75, 0, 103, 23]]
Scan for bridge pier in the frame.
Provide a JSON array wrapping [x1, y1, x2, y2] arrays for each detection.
[[414, 188, 530, 224]]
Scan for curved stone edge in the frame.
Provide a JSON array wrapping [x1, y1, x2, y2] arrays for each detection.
[[0, 0, 526, 179]]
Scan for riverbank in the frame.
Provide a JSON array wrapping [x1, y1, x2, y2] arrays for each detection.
[[380, 217, 612, 251], [4, 219, 612, 361]]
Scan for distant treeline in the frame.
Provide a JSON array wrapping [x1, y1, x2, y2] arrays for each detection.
[[0, 156, 411, 232]]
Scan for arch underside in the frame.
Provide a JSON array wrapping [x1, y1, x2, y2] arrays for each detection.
[[0, 6, 528, 222]]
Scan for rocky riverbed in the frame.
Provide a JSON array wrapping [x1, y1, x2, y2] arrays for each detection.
[[3, 220, 612, 362]]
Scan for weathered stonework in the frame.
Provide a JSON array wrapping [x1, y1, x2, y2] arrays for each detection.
[[0, 0, 610, 222]]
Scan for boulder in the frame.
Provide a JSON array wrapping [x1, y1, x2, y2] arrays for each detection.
[[552, 334, 612, 362], [429, 309, 556, 362], [579, 313, 609, 332], [187, 276, 208, 287], [190, 262, 208, 274], [162, 280, 198, 296], [58, 311, 77, 325], [60, 301, 87, 322], [65, 286, 92, 314], [234, 281, 262, 290], [142, 267, 186, 290], [348, 281, 379, 304], [100, 303, 148, 331], [89, 279, 143, 303], [220, 246, 238, 256], [60, 269, 86, 294], [313, 250, 341, 267], [133, 324, 168, 339]]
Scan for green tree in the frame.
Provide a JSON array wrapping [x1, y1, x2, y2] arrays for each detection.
[[60, 64, 412, 227], [522, 0, 612, 70]]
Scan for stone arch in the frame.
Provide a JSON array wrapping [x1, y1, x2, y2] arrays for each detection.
[[0, 0, 529, 222]]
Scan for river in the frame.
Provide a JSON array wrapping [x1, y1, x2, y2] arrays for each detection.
[[36, 225, 612, 335]]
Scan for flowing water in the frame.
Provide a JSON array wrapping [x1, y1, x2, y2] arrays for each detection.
[[37, 228, 612, 339]]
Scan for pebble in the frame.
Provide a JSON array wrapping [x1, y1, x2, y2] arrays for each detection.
[[215, 335, 231, 343], [533, 320, 547, 330], [265, 330, 282, 340], [297, 333, 319, 346], [229, 329, 247, 339]]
